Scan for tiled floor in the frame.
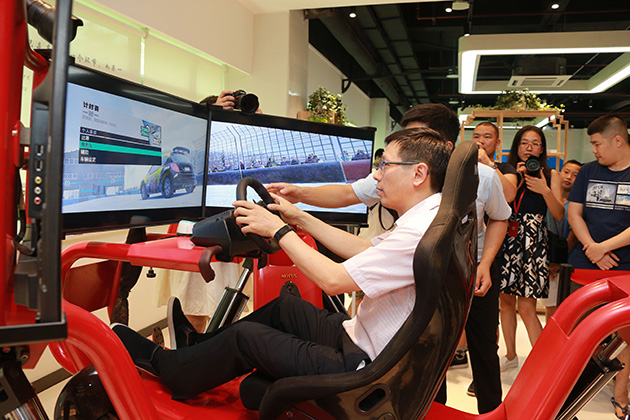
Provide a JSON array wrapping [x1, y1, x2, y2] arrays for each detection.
[[35, 314, 620, 419]]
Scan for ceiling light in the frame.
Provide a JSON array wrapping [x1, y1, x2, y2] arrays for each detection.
[[348, 7, 357, 18], [446, 69, 459, 79], [452, 0, 470, 11], [445, 7, 453, 13], [458, 31, 630, 94], [551, 3, 560, 9]]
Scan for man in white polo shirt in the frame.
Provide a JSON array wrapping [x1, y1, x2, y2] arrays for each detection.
[[112, 127, 451, 399], [268, 104, 510, 413]]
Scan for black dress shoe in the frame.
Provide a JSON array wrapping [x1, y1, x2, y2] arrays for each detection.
[[167, 297, 197, 349], [467, 381, 476, 397], [111, 323, 161, 376]]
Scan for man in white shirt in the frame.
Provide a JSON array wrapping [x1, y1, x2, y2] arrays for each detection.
[[112, 127, 451, 399], [267, 104, 510, 413]]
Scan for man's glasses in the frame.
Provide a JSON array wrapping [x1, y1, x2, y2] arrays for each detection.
[[378, 160, 420, 171]]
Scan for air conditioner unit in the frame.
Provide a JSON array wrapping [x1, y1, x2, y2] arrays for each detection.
[[508, 75, 572, 88]]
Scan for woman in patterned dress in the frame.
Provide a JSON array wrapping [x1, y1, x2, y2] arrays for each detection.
[[499, 126, 565, 371]]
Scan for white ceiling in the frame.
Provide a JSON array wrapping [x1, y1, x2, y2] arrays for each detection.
[[238, 0, 437, 14]]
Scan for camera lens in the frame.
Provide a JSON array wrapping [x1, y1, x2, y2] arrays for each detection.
[[525, 156, 541, 176], [238, 94, 259, 114], [26, 0, 83, 44], [232, 90, 259, 114]]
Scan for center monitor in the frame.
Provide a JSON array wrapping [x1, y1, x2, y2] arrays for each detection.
[[205, 109, 375, 225]]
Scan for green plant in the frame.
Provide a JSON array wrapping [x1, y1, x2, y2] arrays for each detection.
[[493, 89, 564, 111], [306, 86, 348, 125]]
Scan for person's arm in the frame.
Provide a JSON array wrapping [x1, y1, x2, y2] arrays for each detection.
[[235, 196, 372, 258], [566, 202, 619, 269], [274, 231, 361, 295], [583, 227, 630, 264], [233, 199, 362, 295], [266, 182, 362, 207], [523, 169, 565, 221], [547, 169, 566, 221], [567, 230, 578, 253], [476, 218, 508, 296], [499, 172, 518, 203], [567, 202, 594, 248], [478, 150, 517, 202]]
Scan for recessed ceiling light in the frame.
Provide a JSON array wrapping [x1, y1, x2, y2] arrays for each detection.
[[452, 0, 470, 11], [551, 3, 560, 9], [349, 12, 357, 18], [446, 7, 453, 13]]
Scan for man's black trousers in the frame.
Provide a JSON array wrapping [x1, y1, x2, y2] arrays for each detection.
[[154, 294, 369, 399], [465, 261, 503, 413], [435, 261, 502, 413]]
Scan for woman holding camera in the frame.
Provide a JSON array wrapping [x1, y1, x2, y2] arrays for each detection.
[[499, 125, 565, 372]]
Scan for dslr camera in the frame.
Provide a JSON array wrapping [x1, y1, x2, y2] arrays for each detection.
[[232, 90, 259, 114], [524, 156, 541, 177]]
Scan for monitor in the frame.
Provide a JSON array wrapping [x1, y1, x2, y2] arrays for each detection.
[[62, 65, 208, 233], [205, 109, 375, 225]]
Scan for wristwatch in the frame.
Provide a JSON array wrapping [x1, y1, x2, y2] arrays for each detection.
[[273, 224, 295, 242], [491, 163, 497, 169]]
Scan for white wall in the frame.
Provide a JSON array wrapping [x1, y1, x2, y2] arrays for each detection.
[[226, 11, 309, 117], [307, 47, 390, 152], [566, 128, 594, 164], [306, 47, 371, 126], [94, 0, 254, 73]]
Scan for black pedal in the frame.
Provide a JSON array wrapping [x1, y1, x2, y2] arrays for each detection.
[[27, 101, 49, 220]]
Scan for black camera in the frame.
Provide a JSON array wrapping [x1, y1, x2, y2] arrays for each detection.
[[525, 156, 541, 177], [232, 90, 259, 114]]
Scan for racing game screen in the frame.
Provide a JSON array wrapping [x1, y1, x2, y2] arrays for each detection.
[[62, 78, 207, 232], [206, 111, 374, 224]]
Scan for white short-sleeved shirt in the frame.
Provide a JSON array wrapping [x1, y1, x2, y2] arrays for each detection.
[[352, 173, 380, 208], [475, 164, 512, 261], [351, 163, 511, 262], [342, 193, 441, 361]]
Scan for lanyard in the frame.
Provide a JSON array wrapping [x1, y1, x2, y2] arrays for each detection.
[[513, 188, 526, 215]]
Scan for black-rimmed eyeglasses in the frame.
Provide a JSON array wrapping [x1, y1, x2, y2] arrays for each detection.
[[378, 160, 420, 171]]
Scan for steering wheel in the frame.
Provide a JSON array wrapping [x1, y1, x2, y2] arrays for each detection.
[[236, 177, 282, 254]]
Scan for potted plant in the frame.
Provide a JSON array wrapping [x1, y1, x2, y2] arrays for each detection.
[[299, 86, 349, 125], [493, 89, 563, 111]]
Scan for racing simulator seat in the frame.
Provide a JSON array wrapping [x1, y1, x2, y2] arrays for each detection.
[[239, 140, 479, 420]]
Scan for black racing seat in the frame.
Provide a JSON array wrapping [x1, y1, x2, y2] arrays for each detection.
[[240, 141, 479, 420]]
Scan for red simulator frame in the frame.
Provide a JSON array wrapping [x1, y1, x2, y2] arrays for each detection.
[[2, 1, 630, 419]]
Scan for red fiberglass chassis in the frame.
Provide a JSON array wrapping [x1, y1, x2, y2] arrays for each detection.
[[2, 1, 630, 419]]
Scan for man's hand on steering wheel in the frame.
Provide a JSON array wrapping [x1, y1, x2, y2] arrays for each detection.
[[233, 199, 285, 238], [234, 193, 305, 236]]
